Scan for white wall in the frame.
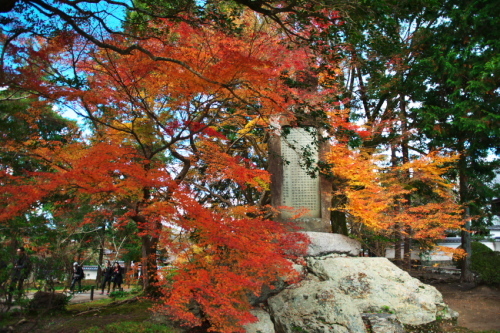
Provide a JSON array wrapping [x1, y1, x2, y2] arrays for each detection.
[[385, 234, 500, 264]]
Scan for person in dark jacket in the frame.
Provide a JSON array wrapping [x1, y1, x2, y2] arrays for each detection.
[[100, 260, 113, 295], [8, 247, 30, 303], [70, 262, 84, 294], [111, 262, 123, 292]]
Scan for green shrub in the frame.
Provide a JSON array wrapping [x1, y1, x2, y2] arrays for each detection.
[[471, 241, 493, 256], [81, 321, 174, 333], [471, 250, 500, 284], [456, 242, 500, 284]]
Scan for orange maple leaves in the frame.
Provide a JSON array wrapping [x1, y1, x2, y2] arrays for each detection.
[[1, 9, 317, 333], [0, 5, 468, 332], [156, 194, 307, 331], [326, 141, 464, 240]]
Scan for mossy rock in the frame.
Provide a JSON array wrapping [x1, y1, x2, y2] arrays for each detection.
[[29, 291, 69, 313]]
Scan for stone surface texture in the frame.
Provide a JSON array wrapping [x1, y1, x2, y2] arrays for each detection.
[[301, 231, 362, 257], [244, 309, 276, 333], [243, 232, 457, 333], [268, 278, 367, 333], [306, 255, 455, 325], [361, 313, 406, 333]]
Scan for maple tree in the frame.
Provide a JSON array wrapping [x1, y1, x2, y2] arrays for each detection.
[[1, 0, 499, 330], [325, 137, 465, 257], [0, 8, 320, 331], [0, 0, 352, 98]]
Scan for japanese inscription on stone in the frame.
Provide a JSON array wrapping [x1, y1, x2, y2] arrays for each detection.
[[281, 128, 320, 218]]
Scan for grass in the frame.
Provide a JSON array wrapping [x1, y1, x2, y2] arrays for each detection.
[[81, 321, 175, 333], [0, 287, 180, 333], [67, 297, 147, 312], [47, 298, 175, 333]]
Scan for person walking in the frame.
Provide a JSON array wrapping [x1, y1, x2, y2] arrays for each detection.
[[8, 247, 30, 304], [111, 262, 123, 292], [100, 260, 113, 295], [69, 262, 84, 294]]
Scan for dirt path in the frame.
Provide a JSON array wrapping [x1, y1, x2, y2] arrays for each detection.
[[433, 283, 500, 332]]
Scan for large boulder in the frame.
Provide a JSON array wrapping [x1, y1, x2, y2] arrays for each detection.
[[306, 256, 457, 325], [244, 233, 457, 332], [267, 278, 367, 333], [244, 309, 276, 333], [302, 232, 361, 257], [361, 313, 405, 333], [29, 291, 68, 313]]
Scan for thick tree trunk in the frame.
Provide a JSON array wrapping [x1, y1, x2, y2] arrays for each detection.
[[331, 179, 348, 235], [141, 233, 160, 296], [133, 216, 161, 296], [330, 205, 348, 235], [132, 184, 162, 296], [403, 226, 412, 270]]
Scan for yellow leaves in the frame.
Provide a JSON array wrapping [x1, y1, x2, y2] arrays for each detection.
[[132, 117, 158, 145], [110, 119, 131, 132], [326, 141, 463, 237], [105, 117, 160, 147], [252, 176, 270, 191], [452, 247, 468, 261], [423, 246, 467, 265], [173, 244, 213, 266], [397, 151, 459, 195], [327, 143, 382, 189], [141, 201, 176, 219], [318, 67, 341, 88], [237, 117, 267, 136], [227, 205, 255, 218]]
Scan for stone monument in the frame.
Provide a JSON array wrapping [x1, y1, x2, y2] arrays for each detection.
[[269, 124, 332, 232]]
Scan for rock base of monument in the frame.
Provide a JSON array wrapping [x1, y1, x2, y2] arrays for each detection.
[[244, 232, 458, 333]]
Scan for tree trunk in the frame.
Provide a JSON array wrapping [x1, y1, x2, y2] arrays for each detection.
[[141, 232, 160, 296], [131, 182, 162, 296], [330, 204, 348, 235], [390, 143, 402, 266], [458, 153, 474, 282], [331, 179, 348, 235], [133, 210, 161, 296], [400, 91, 412, 270], [403, 226, 412, 270], [461, 207, 474, 282], [394, 225, 402, 266], [96, 224, 105, 286]]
